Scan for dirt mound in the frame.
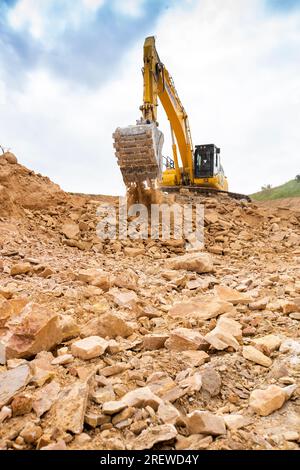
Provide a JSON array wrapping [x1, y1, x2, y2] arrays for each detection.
[[0, 153, 67, 217]]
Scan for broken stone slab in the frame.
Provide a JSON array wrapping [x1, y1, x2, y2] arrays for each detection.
[[58, 315, 80, 341], [201, 368, 222, 397], [32, 381, 61, 417], [81, 312, 133, 339], [77, 268, 111, 291], [142, 334, 169, 350], [168, 298, 235, 321], [157, 402, 180, 425], [52, 381, 89, 434], [214, 285, 252, 305], [223, 414, 253, 430], [61, 223, 80, 239], [51, 354, 74, 365], [0, 303, 62, 363], [112, 290, 138, 308], [249, 298, 269, 311], [102, 401, 127, 415], [180, 350, 210, 367], [11, 393, 33, 416], [124, 247, 145, 257], [132, 424, 177, 450], [0, 406, 12, 424], [242, 346, 272, 368], [252, 335, 282, 355], [249, 385, 288, 416], [176, 434, 213, 450], [91, 385, 115, 404], [71, 336, 109, 360], [0, 365, 31, 408], [10, 263, 32, 276], [205, 317, 242, 351], [165, 328, 209, 352], [84, 412, 110, 428], [166, 253, 213, 273], [186, 410, 226, 436]]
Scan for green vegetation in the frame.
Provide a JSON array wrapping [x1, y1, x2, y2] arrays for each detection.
[[251, 177, 300, 201]]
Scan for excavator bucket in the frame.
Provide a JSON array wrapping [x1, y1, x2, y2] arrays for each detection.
[[113, 123, 164, 185]]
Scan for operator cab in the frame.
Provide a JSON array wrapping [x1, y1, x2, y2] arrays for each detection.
[[194, 144, 223, 178]]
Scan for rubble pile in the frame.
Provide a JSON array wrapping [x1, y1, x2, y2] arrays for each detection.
[[0, 155, 299, 450]]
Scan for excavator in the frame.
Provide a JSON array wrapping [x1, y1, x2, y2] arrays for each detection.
[[113, 36, 247, 200]]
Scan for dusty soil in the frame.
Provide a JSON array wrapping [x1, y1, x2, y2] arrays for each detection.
[[0, 153, 299, 451]]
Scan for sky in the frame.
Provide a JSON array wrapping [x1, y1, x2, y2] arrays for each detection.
[[0, 0, 299, 196]]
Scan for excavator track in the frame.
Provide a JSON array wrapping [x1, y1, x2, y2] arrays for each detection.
[[162, 186, 251, 202]]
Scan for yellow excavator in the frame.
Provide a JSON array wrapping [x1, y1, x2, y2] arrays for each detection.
[[114, 36, 235, 197]]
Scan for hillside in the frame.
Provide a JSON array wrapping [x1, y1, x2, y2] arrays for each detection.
[[252, 178, 300, 201]]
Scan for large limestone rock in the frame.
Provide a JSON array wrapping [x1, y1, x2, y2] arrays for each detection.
[[168, 298, 235, 321], [165, 328, 209, 352], [186, 410, 226, 436], [0, 303, 62, 363], [61, 223, 80, 239], [52, 381, 89, 434], [32, 381, 61, 417], [249, 385, 287, 416], [71, 336, 109, 360], [77, 268, 111, 291], [205, 317, 242, 351], [133, 424, 177, 450], [81, 312, 133, 339], [0, 365, 31, 407], [166, 253, 213, 273], [242, 346, 272, 367], [215, 285, 252, 305]]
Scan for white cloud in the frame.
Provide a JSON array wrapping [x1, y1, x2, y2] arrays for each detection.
[[1, 0, 300, 196], [7, 0, 106, 40], [113, 0, 145, 18]]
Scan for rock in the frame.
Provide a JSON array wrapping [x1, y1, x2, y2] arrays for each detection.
[[157, 402, 180, 424], [201, 368, 222, 397], [283, 384, 297, 400], [223, 414, 252, 430], [77, 268, 111, 291], [40, 440, 67, 450], [91, 385, 115, 403], [122, 386, 162, 410], [249, 385, 287, 416], [124, 247, 145, 257], [133, 424, 177, 450], [168, 298, 235, 321], [61, 223, 80, 239], [101, 363, 127, 377], [81, 312, 133, 339], [289, 312, 300, 320], [186, 410, 226, 436], [102, 401, 127, 415], [20, 423, 43, 444], [0, 405, 12, 423], [84, 412, 110, 428], [166, 253, 213, 273], [180, 350, 210, 367], [32, 381, 61, 417], [143, 334, 169, 350], [73, 433, 92, 446], [58, 315, 80, 341], [242, 346, 272, 367], [249, 298, 269, 311], [176, 434, 213, 450], [51, 354, 74, 365], [52, 381, 89, 434], [252, 335, 282, 354], [11, 393, 33, 416], [10, 263, 32, 276], [0, 365, 31, 407], [3, 152, 18, 164], [1, 303, 62, 362], [281, 301, 298, 314], [114, 269, 138, 291], [283, 431, 299, 442], [71, 336, 108, 360], [205, 317, 242, 351], [165, 328, 209, 352], [112, 290, 138, 307], [215, 285, 252, 305]]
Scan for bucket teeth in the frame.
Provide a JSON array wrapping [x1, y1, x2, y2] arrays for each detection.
[[113, 123, 164, 184]]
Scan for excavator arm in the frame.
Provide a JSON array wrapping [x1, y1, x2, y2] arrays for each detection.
[[140, 36, 194, 184]]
